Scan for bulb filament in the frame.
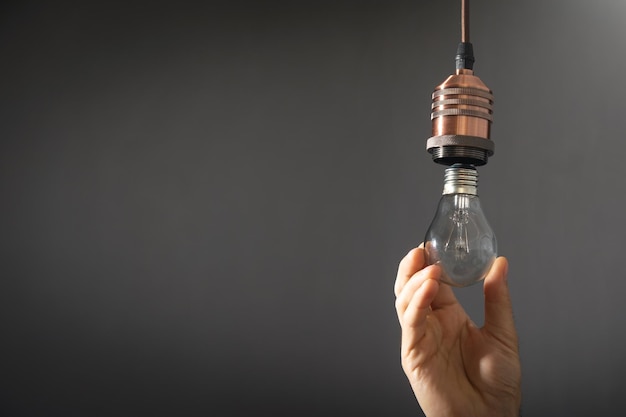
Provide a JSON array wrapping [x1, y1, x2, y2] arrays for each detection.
[[446, 194, 471, 258]]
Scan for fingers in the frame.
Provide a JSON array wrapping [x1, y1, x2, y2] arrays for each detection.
[[483, 257, 518, 347], [430, 277, 458, 309], [395, 264, 441, 361], [394, 245, 458, 310], [395, 264, 441, 320], [394, 244, 425, 298], [401, 271, 440, 329]]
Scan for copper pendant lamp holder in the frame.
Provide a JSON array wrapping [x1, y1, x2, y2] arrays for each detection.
[[426, 0, 494, 166]]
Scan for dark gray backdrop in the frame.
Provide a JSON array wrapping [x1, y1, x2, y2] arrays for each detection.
[[2, 1, 626, 416]]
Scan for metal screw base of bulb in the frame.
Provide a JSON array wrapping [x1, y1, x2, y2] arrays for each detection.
[[443, 164, 478, 195]]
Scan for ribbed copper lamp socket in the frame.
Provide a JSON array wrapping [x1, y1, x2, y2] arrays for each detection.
[[426, 68, 494, 166]]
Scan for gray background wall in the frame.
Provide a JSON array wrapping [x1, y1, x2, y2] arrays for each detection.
[[2, 1, 626, 416]]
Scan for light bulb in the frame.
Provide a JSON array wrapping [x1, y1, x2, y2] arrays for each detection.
[[424, 164, 496, 287]]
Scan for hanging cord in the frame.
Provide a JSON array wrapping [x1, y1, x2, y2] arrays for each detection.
[[461, 0, 470, 43], [455, 0, 475, 70]]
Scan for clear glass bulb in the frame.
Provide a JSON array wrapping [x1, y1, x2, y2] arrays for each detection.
[[424, 164, 497, 287]]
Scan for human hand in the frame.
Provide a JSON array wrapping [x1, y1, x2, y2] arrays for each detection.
[[394, 245, 521, 417]]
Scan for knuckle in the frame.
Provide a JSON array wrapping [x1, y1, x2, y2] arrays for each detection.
[[394, 297, 403, 312]]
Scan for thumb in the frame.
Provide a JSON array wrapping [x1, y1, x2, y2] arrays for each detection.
[[483, 257, 518, 346]]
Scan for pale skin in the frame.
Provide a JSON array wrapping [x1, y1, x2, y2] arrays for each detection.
[[394, 244, 521, 417]]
